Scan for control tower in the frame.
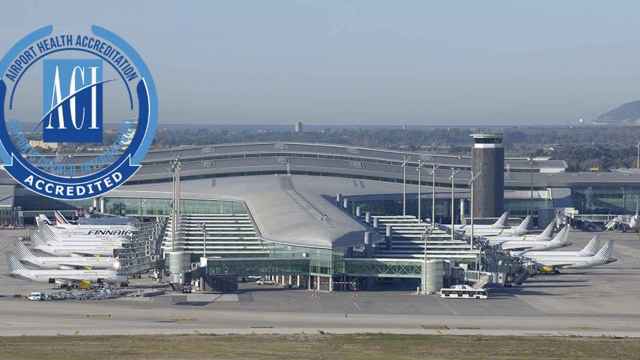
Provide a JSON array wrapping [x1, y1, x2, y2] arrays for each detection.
[[471, 133, 504, 218]]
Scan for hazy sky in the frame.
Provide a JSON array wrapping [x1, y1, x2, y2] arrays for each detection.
[[2, 1, 640, 126]]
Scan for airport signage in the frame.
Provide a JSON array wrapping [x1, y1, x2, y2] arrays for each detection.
[[0, 26, 157, 200]]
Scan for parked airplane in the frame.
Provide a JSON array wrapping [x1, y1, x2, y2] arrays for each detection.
[[8, 255, 127, 284], [525, 240, 616, 272], [605, 214, 640, 232], [443, 211, 510, 233], [486, 221, 555, 244], [31, 230, 116, 257], [499, 226, 570, 251], [513, 235, 600, 257], [466, 215, 532, 237], [15, 241, 115, 270]]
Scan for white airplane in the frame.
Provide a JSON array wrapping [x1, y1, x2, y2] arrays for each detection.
[[513, 235, 600, 257], [525, 240, 616, 271], [8, 255, 127, 284], [35, 212, 134, 244], [443, 211, 510, 232], [466, 215, 532, 237], [31, 230, 116, 257], [15, 241, 115, 270], [605, 213, 640, 232], [486, 221, 555, 244], [500, 226, 570, 251]]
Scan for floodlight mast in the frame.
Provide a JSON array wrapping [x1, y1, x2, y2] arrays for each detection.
[[401, 157, 408, 216], [450, 169, 459, 241], [431, 163, 439, 229]]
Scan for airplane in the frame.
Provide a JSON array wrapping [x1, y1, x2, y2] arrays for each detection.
[[8, 255, 127, 284], [35, 212, 135, 244], [604, 197, 640, 232], [499, 226, 571, 251], [31, 230, 117, 257], [512, 235, 600, 257], [15, 241, 116, 270], [524, 240, 616, 272], [466, 215, 532, 237], [442, 211, 510, 233], [53, 210, 70, 225], [486, 221, 555, 244], [605, 213, 640, 232]]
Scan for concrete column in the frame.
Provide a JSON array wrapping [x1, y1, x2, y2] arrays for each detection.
[[343, 198, 349, 209], [288, 275, 292, 286], [316, 276, 321, 291], [386, 224, 392, 250], [336, 193, 342, 204], [365, 212, 371, 223], [355, 206, 361, 217], [296, 275, 301, 288], [329, 276, 333, 292], [364, 231, 372, 257], [308, 275, 312, 290], [373, 217, 379, 228]]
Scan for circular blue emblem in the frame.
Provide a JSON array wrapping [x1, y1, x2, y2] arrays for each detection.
[[0, 25, 157, 200]]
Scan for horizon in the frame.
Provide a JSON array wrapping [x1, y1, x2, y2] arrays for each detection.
[[2, 1, 640, 126]]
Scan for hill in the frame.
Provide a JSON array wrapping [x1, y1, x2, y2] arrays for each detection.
[[595, 100, 640, 125]]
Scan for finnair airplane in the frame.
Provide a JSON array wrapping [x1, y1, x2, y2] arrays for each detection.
[[499, 226, 571, 251], [15, 241, 115, 270], [8, 255, 126, 284], [525, 240, 616, 271], [487, 221, 555, 245], [31, 230, 116, 257], [36, 212, 135, 244]]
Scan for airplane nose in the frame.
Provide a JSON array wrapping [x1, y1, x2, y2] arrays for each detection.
[[607, 258, 618, 264]]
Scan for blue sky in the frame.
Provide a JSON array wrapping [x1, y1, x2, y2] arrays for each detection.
[[2, 1, 640, 126]]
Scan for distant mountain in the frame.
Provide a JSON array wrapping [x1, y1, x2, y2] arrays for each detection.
[[594, 100, 640, 125]]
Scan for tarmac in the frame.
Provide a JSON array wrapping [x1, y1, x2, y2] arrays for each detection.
[[1, 229, 640, 337]]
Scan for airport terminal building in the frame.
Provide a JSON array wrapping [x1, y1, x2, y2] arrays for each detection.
[[2, 138, 639, 290]]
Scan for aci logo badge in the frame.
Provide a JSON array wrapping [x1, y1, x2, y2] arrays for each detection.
[[42, 59, 103, 143], [0, 26, 158, 200]]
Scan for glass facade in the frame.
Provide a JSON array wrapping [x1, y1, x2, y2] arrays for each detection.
[[573, 186, 640, 214], [102, 197, 247, 216]]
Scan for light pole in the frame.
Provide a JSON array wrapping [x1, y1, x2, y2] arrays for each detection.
[[201, 222, 207, 257], [401, 157, 408, 216], [417, 159, 422, 221], [431, 163, 439, 229], [528, 156, 534, 216], [468, 170, 483, 251], [421, 228, 431, 295], [450, 168, 459, 241]]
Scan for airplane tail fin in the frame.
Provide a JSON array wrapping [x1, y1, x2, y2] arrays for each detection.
[[578, 235, 600, 257], [30, 230, 45, 246], [513, 215, 531, 236], [36, 214, 51, 227], [535, 221, 555, 241], [549, 226, 570, 246], [594, 240, 614, 261], [491, 212, 509, 228], [7, 254, 25, 274], [14, 241, 35, 261], [54, 210, 69, 225]]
